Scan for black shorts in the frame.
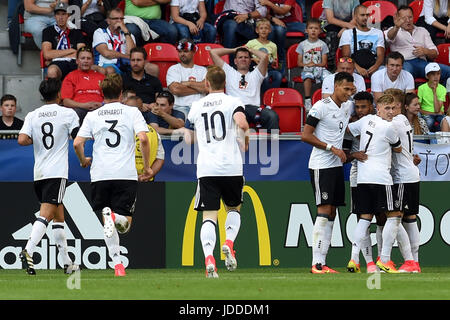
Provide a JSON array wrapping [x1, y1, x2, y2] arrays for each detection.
[[354, 184, 400, 215], [194, 176, 244, 211], [49, 60, 78, 79], [395, 182, 420, 216], [91, 180, 137, 216], [351, 186, 358, 214], [309, 167, 345, 207], [34, 178, 67, 205]]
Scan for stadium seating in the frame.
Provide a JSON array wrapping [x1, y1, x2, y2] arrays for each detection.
[[435, 43, 450, 66], [143, 43, 180, 88], [40, 50, 49, 80], [286, 43, 303, 88], [312, 88, 322, 105], [285, 3, 305, 40], [310, 0, 326, 38], [17, 7, 33, 66], [362, 1, 397, 25], [214, 0, 225, 14], [263, 88, 305, 133], [409, 0, 423, 24], [117, 0, 125, 12], [194, 43, 229, 66]]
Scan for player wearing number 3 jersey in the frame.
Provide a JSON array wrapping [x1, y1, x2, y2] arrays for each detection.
[[18, 78, 80, 275], [175, 66, 250, 278], [74, 74, 151, 277]]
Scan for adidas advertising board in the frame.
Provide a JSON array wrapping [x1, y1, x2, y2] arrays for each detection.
[[0, 182, 165, 270]]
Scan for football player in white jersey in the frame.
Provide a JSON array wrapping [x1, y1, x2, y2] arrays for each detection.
[[175, 66, 249, 278], [302, 72, 354, 274], [347, 94, 403, 273], [343, 91, 377, 273], [74, 74, 152, 277], [390, 91, 422, 273], [18, 78, 80, 275]]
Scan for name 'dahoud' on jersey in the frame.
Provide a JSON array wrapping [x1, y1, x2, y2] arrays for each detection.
[[188, 92, 244, 178], [20, 104, 79, 181]]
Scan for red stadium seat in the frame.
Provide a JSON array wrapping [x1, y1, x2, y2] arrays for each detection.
[[143, 43, 180, 88], [117, 0, 125, 12], [362, 1, 398, 25], [40, 50, 50, 80], [194, 43, 229, 66], [310, 0, 326, 38], [263, 88, 305, 133], [312, 88, 322, 105], [286, 3, 305, 40], [435, 43, 450, 66], [17, 10, 34, 66], [214, 0, 225, 14], [286, 43, 303, 87], [409, 0, 423, 24]]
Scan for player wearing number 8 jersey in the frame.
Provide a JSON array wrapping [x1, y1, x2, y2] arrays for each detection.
[[302, 72, 354, 274], [175, 66, 250, 278], [18, 78, 80, 275], [74, 74, 151, 276]]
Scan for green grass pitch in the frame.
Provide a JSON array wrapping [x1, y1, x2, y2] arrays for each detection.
[[1, 267, 450, 300]]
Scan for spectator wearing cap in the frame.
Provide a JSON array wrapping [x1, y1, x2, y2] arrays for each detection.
[[166, 39, 208, 118], [0, 94, 24, 131], [23, 0, 62, 49], [418, 62, 447, 132], [41, 1, 87, 80], [147, 91, 186, 135], [170, 0, 217, 43]]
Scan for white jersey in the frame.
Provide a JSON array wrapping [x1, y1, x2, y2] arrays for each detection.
[[77, 102, 149, 182], [348, 114, 400, 185], [307, 97, 352, 169], [188, 92, 244, 178], [391, 114, 420, 183], [20, 104, 79, 181], [344, 131, 360, 188]]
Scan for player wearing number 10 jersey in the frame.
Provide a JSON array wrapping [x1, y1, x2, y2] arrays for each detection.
[[178, 66, 249, 278], [18, 78, 80, 275], [74, 74, 151, 276]]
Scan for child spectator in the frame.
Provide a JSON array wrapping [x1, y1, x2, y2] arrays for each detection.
[[418, 62, 446, 132], [0, 94, 24, 130], [246, 18, 282, 93], [296, 18, 330, 111]]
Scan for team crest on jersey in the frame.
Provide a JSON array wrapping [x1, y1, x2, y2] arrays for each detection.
[[321, 192, 328, 200]]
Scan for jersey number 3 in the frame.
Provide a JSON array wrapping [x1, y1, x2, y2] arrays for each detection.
[[105, 120, 121, 148]]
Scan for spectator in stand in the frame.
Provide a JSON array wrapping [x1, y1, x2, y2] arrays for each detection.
[[23, 0, 62, 49], [170, 0, 217, 43], [385, 5, 450, 84], [322, 57, 365, 100], [147, 91, 186, 135], [122, 47, 164, 118], [296, 18, 331, 112], [440, 108, 450, 132], [0, 94, 24, 130], [246, 19, 282, 94], [42, 1, 86, 80], [339, 5, 385, 80], [210, 46, 280, 132], [166, 39, 208, 118], [416, 0, 450, 40], [371, 51, 415, 102], [61, 47, 105, 124], [215, 0, 267, 51], [319, 0, 358, 71], [259, 0, 305, 33], [124, 0, 178, 46], [78, 0, 107, 43], [418, 62, 446, 132], [403, 92, 430, 135]]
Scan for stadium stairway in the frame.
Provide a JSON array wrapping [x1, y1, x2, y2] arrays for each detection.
[[0, 1, 43, 120]]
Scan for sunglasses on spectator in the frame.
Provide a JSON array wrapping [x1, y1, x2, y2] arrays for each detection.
[[339, 57, 353, 63], [157, 91, 172, 98], [240, 74, 246, 87]]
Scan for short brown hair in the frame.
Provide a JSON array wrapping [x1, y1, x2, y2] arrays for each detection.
[[383, 88, 405, 105], [376, 94, 396, 106], [100, 74, 123, 100], [206, 66, 225, 90]]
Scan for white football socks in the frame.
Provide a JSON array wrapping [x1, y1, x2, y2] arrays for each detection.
[[25, 217, 49, 256], [403, 218, 420, 262], [397, 223, 414, 261], [380, 217, 401, 263], [225, 210, 241, 243], [200, 219, 216, 258], [104, 229, 122, 266], [52, 222, 72, 266], [351, 219, 371, 264], [312, 215, 328, 266]]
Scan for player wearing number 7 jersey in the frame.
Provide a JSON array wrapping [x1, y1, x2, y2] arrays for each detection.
[[18, 78, 80, 276], [175, 66, 250, 278], [74, 74, 152, 277]]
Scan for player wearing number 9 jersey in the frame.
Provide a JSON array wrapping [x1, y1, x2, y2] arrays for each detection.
[[74, 74, 151, 277], [18, 78, 80, 275], [177, 65, 249, 278]]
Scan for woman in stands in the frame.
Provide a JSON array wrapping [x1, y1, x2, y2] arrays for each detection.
[[417, 0, 450, 39], [402, 92, 430, 136]]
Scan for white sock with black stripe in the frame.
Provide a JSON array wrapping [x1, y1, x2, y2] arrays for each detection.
[[52, 222, 72, 266], [25, 217, 49, 256], [225, 210, 240, 242], [381, 216, 401, 263], [321, 218, 334, 265], [312, 214, 328, 266], [200, 219, 216, 258]]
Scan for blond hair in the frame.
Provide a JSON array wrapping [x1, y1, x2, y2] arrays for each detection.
[[256, 18, 271, 28], [100, 74, 123, 100], [384, 88, 405, 105], [206, 65, 226, 90], [376, 93, 395, 106]]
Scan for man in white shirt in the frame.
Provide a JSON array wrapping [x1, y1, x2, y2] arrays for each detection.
[[18, 78, 80, 276], [339, 5, 385, 79], [301, 72, 354, 274], [166, 39, 208, 118], [210, 46, 279, 132], [371, 51, 415, 102], [73, 74, 152, 277], [175, 66, 249, 278], [347, 94, 403, 274], [322, 56, 365, 99]]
